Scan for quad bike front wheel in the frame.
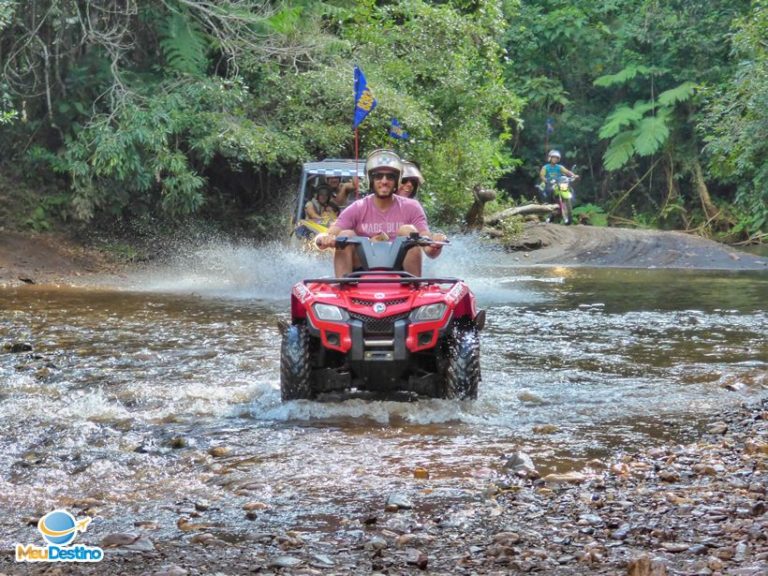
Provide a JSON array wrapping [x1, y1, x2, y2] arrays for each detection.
[[280, 324, 312, 401], [440, 327, 480, 400]]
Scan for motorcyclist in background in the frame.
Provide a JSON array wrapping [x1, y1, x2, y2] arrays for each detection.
[[538, 150, 578, 202]]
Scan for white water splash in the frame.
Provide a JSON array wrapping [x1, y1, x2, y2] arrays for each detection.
[[121, 234, 545, 306]]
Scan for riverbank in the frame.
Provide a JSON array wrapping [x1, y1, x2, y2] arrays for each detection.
[[2, 399, 765, 575]]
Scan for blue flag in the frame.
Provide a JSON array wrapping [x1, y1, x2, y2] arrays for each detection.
[[388, 118, 409, 140], [353, 66, 377, 128], [546, 117, 555, 135]]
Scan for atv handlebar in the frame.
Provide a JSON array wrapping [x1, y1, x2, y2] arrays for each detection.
[[326, 232, 449, 249]]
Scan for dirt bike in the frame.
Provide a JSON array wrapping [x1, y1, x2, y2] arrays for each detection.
[[547, 175, 577, 225], [280, 233, 485, 401]]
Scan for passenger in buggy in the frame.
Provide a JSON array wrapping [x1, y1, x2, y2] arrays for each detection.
[[304, 185, 339, 223]]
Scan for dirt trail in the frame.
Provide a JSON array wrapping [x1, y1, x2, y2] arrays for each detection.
[[503, 223, 768, 270]]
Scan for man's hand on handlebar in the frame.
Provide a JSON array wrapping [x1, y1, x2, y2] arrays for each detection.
[[424, 232, 447, 258], [315, 233, 337, 249]]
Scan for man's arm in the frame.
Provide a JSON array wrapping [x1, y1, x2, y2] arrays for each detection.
[[316, 223, 342, 249], [560, 165, 578, 178], [418, 228, 447, 259], [305, 201, 321, 220], [334, 181, 356, 206]]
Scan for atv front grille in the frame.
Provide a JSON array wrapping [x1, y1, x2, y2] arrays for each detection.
[[349, 311, 409, 335], [351, 297, 409, 307]]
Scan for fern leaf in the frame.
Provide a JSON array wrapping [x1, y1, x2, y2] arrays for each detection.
[[657, 81, 697, 106], [599, 105, 642, 139], [266, 6, 304, 34], [594, 64, 652, 87], [634, 116, 670, 156], [603, 131, 636, 171], [159, 11, 209, 76]]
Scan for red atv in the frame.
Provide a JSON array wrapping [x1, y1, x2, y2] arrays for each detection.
[[280, 234, 485, 401]]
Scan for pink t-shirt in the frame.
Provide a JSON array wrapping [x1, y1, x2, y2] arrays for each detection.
[[334, 194, 429, 237]]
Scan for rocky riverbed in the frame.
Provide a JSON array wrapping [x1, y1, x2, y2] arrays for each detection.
[[2, 399, 765, 575]]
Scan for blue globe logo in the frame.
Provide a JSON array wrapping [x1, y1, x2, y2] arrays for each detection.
[[38, 510, 78, 546]]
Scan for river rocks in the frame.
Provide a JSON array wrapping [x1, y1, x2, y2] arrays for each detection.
[[385, 493, 413, 511], [23, 399, 766, 576], [542, 471, 588, 485], [2, 341, 32, 353], [502, 450, 539, 478]]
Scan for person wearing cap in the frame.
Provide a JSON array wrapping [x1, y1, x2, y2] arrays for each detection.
[[538, 149, 578, 202], [304, 185, 339, 223], [396, 160, 424, 199], [316, 149, 446, 276]]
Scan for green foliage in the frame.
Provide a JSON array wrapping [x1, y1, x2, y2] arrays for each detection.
[[701, 2, 768, 235], [593, 64, 659, 87], [498, 215, 525, 247], [657, 82, 697, 107], [603, 132, 636, 171], [38, 78, 304, 221], [24, 193, 70, 232], [596, 66, 696, 171], [572, 203, 608, 226], [158, 6, 210, 76], [599, 102, 654, 139], [342, 0, 522, 224]]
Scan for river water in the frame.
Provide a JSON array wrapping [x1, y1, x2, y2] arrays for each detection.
[[1, 237, 766, 550]]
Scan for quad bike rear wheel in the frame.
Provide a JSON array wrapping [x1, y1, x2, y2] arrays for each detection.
[[441, 327, 480, 400], [280, 324, 312, 401]]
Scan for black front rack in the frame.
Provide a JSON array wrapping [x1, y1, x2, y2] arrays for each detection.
[[303, 274, 462, 286]]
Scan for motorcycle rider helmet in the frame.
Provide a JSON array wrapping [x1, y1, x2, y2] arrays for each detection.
[[365, 149, 403, 188], [548, 150, 561, 161], [400, 160, 424, 198]]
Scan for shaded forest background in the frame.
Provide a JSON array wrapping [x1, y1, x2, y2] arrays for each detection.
[[0, 0, 765, 243]]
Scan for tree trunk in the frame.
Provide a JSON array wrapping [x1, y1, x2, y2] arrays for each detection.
[[486, 203, 557, 226], [691, 158, 718, 221]]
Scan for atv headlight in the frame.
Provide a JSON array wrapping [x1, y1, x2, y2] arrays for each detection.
[[411, 303, 447, 322], [313, 303, 344, 321]]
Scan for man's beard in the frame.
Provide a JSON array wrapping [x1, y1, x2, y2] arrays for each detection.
[[374, 187, 395, 198]]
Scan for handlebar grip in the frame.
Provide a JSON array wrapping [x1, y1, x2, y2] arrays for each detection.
[[334, 236, 348, 248]]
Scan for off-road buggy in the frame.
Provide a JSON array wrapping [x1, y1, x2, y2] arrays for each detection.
[[292, 158, 364, 242], [280, 234, 485, 401]]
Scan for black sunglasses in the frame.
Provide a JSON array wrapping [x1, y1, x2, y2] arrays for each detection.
[[371, 172, 397, 182]]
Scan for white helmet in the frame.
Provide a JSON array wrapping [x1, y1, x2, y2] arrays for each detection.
[[365, 149, 403, 186], [400, 160, 424, 198], [548, 149, 561, 160], [401, 161, 424, 185]]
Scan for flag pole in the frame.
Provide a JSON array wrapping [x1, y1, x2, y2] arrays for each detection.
[[354, 127, 360, 198]]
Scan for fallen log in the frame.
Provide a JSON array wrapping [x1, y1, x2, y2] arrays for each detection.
[[486, 203, 558, 226]]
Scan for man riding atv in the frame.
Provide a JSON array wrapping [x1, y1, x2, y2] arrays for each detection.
[[315, 149, 446, 276]]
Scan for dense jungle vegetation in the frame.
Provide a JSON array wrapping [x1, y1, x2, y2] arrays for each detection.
[[0, 0, 766, 242]]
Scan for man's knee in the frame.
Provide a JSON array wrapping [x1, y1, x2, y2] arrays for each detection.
[[397, 224, 418, 236]]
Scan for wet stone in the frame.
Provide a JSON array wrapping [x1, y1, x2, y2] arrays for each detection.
[[385, 493, 413, 511], [100, 532, 140, 547], [660, 542, 690, 553], [269, 556, 302, 568], [3, 342, 33, 353], [152, 566, 188, 576], [611, 524, 631, 540]]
